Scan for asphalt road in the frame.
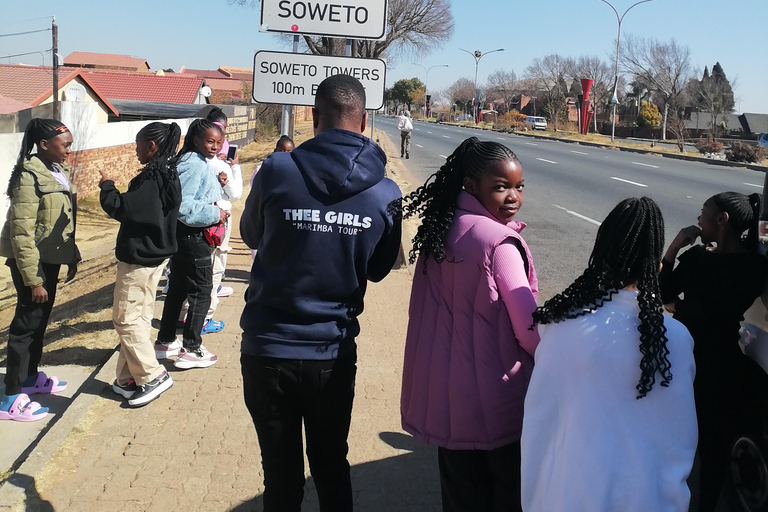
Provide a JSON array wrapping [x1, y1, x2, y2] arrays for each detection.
[[372, 116, 766, 303]]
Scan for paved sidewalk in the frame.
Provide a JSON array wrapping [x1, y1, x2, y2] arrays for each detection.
[[8, 206, 438, 511]]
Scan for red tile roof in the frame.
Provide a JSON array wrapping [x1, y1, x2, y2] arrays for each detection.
[[219, 66, 253, 81], [182, 68, 228, 79], [0, 64, 118, 115], [0, 94, 32, 115], [81, 71, 204, 104], [205, 78, 245, 92], [64, 52, 150, 71]]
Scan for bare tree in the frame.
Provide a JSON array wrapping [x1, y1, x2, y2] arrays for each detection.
[[667, 111, 689, 153], [485, 69, 518, 114], [448, 78, 475, 118], [525, 54, 574, 132], [230, 0, 453, 62], [620, 36, 692, 139], [571, 56, 612, 131]]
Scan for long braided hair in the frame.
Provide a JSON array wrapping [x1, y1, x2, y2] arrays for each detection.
[[711, 192, 761, 252], [402, 137, 519, 265], [533, 197, 671, 398], [135, 122, 181, 211], [8, 118, 69, 198], [176, 119, 223, 159]]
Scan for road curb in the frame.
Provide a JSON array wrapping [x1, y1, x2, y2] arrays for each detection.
[[406, 118, 767, 173], [0, 347, 119, 510]]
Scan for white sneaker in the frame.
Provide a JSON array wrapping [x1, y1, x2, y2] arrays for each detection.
[[217, 286, 234, 298], [174, 345, 218, 369], [154, 338, 182, 360]]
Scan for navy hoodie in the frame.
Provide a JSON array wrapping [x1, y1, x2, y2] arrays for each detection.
[[240, 128, 402, 360]]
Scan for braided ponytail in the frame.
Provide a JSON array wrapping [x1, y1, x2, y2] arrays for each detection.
[[711, 191, 761, 252], [402, 137, 519, 265], [8, 118, 69, 198]]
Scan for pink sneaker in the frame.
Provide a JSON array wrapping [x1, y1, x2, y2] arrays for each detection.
[[174, 345, 218, 369], [154, 338, 182, 360]]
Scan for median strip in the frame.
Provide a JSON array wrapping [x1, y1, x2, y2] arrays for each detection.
[[611, 177, 648, 188]]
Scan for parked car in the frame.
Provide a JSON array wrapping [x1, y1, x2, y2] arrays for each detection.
[[730, 171, 768, 512], [758, 133, 768, 149], [525, 116, 547, 131]]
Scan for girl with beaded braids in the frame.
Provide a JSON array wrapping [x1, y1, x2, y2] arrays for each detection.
[[99, 122, 182, 407], [660, 191, 768, 512], [521, 197, 697, 512], [401, 137, 539, 512], [0, 118, 80, 422]]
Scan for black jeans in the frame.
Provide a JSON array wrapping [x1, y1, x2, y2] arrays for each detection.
[[438, 442, 523, 512], [158, 232, 212, 351], [241, 351, 357, 512], [4, 259, 60, 395]]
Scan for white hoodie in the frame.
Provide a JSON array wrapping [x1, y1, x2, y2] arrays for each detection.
[[207, 157, 242, 212]]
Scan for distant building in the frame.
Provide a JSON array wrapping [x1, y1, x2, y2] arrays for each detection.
[[63, 52, 150, 73]]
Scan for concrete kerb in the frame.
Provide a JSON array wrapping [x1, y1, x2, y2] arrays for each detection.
[[409, 118, 767, 173], [0, 347, 120, 510]]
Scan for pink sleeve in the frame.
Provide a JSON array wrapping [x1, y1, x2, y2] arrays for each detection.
[[493, 241, 540, 357]]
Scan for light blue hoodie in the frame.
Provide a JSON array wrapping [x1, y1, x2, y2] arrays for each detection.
[[176, 152, 221, 227]]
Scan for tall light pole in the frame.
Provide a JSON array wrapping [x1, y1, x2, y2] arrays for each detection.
[[599, 0, 656, 142], [413, 63, 448, 119], [459, 48, 504, 123]]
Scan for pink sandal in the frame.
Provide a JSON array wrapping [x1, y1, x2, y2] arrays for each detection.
[[0, 393, 49, 422], [21, 371, 67, 395]]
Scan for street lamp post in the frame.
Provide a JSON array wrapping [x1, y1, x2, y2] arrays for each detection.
[[459, 48, 504, 123], [413, 63, 449, 119], [599, 0, 656, 142]]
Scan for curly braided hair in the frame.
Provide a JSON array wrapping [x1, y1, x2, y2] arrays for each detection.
[[402, 137, 519, 265], [533, 197, 671, 398]]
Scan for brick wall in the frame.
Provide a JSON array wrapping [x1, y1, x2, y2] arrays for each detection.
[[68, 136, 185, 199]]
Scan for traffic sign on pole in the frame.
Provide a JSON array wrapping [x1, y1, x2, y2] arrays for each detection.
[[260, 0, 388, 40], [253, 50, 386, 110]]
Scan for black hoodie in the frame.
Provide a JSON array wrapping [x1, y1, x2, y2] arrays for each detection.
[[100, 167, 182, 266], [240, 128, 402, 360]]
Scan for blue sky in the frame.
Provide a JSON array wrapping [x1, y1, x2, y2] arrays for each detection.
[[2, 0, 766, 112]]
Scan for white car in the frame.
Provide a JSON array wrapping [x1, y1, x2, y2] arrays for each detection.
[[525, 116, 547, 131]]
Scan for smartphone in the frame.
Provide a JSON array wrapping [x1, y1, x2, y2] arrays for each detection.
[[227, 144, 238, 161]]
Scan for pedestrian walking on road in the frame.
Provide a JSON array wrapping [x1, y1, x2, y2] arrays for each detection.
[[660, 192, 767, 512], [400, 137, 539, 512], [522, 197, 697, 512], [0, 119, 80, 422], [398, 110, 413, 159], [154, 119, 227, 369], [240, 74, 402, 512], [100, 122, 182, 407]]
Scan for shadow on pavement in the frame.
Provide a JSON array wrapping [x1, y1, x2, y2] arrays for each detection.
[[229, 431, 440, 512], [4, 473, 54, 511]]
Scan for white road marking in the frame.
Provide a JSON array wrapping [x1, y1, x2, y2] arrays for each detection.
[[526, 142, 538, 146], [571, 150, 588, 155], [744, 182, 763, 189], [439, 154, 448, 159], [443, 135, 450, 138], [536, 157, 557, 164], [631, 161, 659, 168], [554, 204, 601, 226], [427, 131, 433, 134], [415, 144, 424, 148], [611, 176, 648, 188], [498, 137, 506, 140]]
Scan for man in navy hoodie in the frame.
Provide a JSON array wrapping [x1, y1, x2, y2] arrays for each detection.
[[240, 74, 402, 511]]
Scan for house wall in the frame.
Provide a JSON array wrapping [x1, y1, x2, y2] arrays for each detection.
[[37, 77, 110, 124]]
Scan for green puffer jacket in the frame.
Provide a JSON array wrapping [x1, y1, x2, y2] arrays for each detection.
[[0, 156, 79, 287]]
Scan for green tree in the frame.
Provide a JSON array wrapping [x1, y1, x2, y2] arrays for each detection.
[[690, 62, 736, 136], [637, 101, 662, 128], [391, 78, 425, 112]]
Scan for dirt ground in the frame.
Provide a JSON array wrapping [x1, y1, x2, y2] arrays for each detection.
[[0, 120, 317, 372]]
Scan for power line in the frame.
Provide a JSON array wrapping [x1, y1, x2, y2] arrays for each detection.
[[1, 49, 50, 60], [0, 28, 51, 38], [0, 16, 51, 29]]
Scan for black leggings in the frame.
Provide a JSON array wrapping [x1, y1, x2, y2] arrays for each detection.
[[4, 259, 60, 395]]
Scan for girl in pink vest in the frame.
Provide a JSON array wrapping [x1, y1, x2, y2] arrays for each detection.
[[401, 137, 539, 512]]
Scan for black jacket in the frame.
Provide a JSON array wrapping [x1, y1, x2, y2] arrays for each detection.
[[100, 167, 182, 266]]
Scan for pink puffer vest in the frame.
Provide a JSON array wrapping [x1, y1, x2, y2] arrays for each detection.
[[401, 191, 538, 450]]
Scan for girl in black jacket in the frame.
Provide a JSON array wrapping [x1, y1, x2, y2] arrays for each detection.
[[99, 122, 182, 407]]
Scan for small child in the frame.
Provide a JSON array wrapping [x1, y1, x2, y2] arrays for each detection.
[[0, 119, 80, 422], [400, 137, 539, 511], [99, 122, 182, 407]]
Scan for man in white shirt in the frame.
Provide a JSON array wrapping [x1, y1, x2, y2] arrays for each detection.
[[397, 110, 413, 159]]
